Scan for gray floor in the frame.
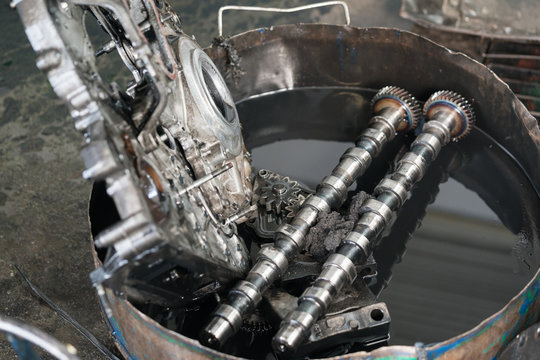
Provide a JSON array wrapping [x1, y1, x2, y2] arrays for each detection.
[[0, 2, 110, 359], [0, 1, 534, 359]]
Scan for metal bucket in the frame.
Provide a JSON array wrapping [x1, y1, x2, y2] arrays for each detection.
[[91, 24, 540, 359]]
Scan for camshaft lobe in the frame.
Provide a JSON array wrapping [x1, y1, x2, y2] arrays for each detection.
[[273, 90, 476, 353], [200, 87, 421, 348]]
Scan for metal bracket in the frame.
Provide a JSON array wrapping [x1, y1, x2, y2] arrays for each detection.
[[218, 1, 351, 36]]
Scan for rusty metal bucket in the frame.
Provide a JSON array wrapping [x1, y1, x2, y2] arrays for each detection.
[[91, 24, 540, 359]]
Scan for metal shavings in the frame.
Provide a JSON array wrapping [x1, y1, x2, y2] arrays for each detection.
[[304, 191, 370, 262]]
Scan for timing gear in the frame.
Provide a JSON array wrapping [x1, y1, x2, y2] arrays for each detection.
[[371, 86, 422, 132], [258, 170, 302, 217], [424, 90, 476, 141], [284, 193, 306, 219], [250, 169, 309, 238]]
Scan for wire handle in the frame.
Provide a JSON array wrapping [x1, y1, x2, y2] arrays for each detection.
[[218, 1, 351, 36]]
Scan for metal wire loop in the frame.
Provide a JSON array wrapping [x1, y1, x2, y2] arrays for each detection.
[[218, 1, 351, 36]]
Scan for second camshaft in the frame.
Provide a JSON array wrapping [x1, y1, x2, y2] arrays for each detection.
[[273, 90, 476, 352], [201, 86, 422, 348]]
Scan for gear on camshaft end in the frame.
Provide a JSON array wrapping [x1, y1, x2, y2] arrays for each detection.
[[424, 90, 476, 141], [371, 86, 422, 132]]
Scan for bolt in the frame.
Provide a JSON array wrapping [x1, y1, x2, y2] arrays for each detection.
[[272, 183, 287, 195], [258, 169, 269, 179], [518, 334, 526, 347]]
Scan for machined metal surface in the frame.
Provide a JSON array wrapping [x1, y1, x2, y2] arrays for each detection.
[[201, 86, 421, 349], [273, 91, 476, 353], [14, 0, 252, 299]]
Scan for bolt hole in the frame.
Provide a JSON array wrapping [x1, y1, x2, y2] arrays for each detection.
[[370, 308, 384, 321]]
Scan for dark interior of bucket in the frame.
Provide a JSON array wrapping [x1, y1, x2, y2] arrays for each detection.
[[90, 25, 540, 358]]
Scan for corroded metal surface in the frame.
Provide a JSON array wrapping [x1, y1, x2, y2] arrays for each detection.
[[14, 0, 253, 294], [97, 266, 540, 359], [207, 25, 540, 191], [93, 24, 540, 359], [400, 0, 540, 40], [99, 290, 238, 360]]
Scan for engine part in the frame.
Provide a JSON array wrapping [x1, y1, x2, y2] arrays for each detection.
[[370, 146, 461, 296], [300, 303, 390, 356], [273, 91, 476, 353], [250, 169, 309, 238], [201, 86, 421, 348], [498, 320, 540, 360], [258, 170, 302, 217], [14, 0, 252, 304], [263, 274, 388, 358]]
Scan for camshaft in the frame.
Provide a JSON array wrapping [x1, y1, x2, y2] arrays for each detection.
[[272, 90, 476, 353], [201, 86, 421, 348]]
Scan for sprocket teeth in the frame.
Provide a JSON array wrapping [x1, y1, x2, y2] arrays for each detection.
[[241, 319, 273, 335], [424, 90, 476, 141], [285, 194, 306, 218], [371, 86, 422, 132], [257, 170, 302, 217]]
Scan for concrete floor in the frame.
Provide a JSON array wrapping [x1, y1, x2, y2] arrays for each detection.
[[0, 3, 114, 358], [0, 0, 535, 359]]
